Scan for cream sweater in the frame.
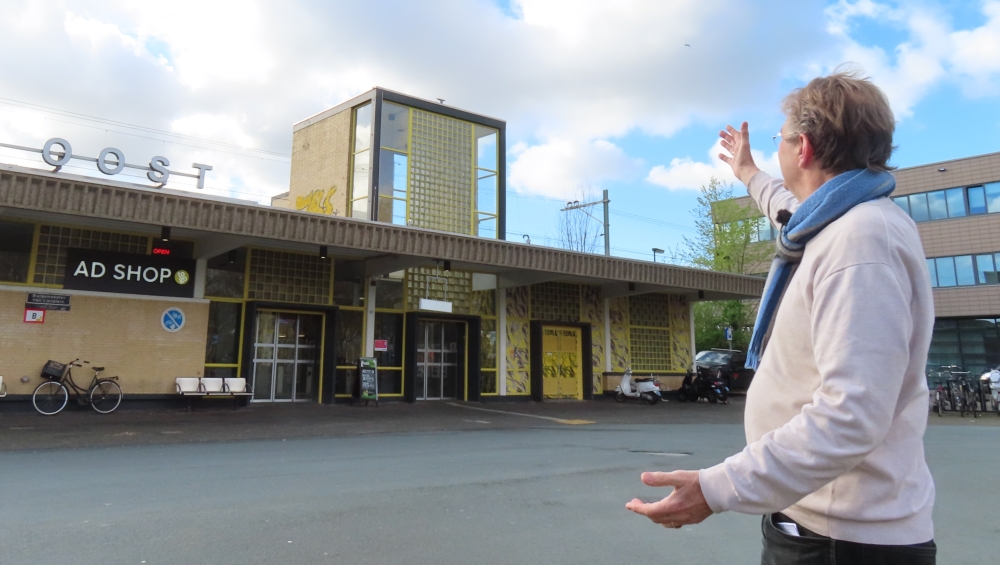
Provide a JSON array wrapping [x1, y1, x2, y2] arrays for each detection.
[[699, 172, 936, 545]]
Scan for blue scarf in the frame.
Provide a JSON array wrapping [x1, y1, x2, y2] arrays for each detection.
[[745, 169, 896, 370]]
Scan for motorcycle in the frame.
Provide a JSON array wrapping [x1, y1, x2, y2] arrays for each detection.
[[615, 369, 662, 405], [678, 367, 729, 404]]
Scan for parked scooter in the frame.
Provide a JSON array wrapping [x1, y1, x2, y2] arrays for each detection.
[[614, 369, 662, 405], [980, 366, 1000, 414], [678, 367, 729, 404]]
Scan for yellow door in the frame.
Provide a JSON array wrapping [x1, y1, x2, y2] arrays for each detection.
[[542, 326, 582, 399]]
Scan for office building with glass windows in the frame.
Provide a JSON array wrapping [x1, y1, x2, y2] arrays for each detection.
[[0, 89, 763, 406], [738, 150, 1000, 377]]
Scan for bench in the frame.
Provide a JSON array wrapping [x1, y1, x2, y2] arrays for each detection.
[[176, 377, 253, 409]]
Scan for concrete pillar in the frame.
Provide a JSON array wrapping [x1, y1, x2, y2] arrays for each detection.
[[689, 297, 697, 363], [364, 278, 377, 357], [193, 259, 207, 299], [604, 298, 612, 373], [498, 288, 507, 396]]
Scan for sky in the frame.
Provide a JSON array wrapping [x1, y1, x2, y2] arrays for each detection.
[[0, 0, 998, 262]]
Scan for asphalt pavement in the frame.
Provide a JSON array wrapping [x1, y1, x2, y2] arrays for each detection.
[[0, 398, 997, 564]]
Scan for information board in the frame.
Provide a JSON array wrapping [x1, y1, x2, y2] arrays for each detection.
[[26, 292, 71, 311], [357, 357, 378, 406]]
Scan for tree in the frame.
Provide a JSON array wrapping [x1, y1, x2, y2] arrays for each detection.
[[557, 186, 602, 253], [674, 177, 772, 353]]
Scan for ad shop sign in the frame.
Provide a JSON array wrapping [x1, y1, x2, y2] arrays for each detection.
[[63, 248, 196, 298]]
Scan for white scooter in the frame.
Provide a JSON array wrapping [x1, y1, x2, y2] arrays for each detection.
[[614, 369, 662, 405], [980, 366, 1000, 415]]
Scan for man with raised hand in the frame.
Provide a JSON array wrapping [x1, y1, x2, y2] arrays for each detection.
[[626, 70, 936, 564]]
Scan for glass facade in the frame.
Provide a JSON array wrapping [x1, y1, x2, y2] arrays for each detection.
[[928, 318, 1000, 376], [893, 181, 1000, 223]]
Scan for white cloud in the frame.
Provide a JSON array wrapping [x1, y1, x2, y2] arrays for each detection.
[[646, 140, 780, 192], [0, 0, 998, 206], [508, 138, 642, 199], [825, 1, 1000, 117]]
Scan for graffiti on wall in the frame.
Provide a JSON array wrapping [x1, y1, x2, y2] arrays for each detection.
[[296, 186, 341, 215]]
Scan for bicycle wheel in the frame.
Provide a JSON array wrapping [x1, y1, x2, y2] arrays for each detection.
[[968, 388, 978, 419], [935, 390, 943, 417], [33, 381, 68, 416], [89, 380, 122, 414]]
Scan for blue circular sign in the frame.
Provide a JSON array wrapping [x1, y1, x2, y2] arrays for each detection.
[[161, 307, 185, 332]]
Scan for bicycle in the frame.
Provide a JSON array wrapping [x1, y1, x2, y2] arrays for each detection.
[[32, 359, 123, 416], [928, 366, 961, 416]]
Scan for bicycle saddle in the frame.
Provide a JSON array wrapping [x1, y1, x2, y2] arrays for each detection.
[[93, 366, 105, 372]]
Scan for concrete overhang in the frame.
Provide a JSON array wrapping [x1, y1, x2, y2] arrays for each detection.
[[0, 164, 765, 301]]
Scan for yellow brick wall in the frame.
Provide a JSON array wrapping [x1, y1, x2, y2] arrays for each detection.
[[289, 108, 352, 216], [0, 290, 208, 395]]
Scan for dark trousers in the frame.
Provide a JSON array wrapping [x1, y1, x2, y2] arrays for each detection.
[[761, 513, 936, 565]]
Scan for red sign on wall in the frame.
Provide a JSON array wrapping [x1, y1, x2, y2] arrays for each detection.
[[24, 309, 45, 323], [374, 339, 388, 352]]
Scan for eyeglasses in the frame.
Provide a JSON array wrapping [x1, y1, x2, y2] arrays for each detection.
[[773, 130, 800, 148]]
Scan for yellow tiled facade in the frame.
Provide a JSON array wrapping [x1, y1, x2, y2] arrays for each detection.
[[0, 289, 208, 395]]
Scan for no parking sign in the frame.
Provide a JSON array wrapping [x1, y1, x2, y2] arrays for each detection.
[[161, 307, 185, 332]]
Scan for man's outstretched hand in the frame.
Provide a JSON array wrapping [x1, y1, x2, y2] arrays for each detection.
[[719, 121, 761, 186], [625, 470, 714, 529]]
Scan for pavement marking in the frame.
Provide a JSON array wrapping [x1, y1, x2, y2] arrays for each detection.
[[447, 403, 595, 425]]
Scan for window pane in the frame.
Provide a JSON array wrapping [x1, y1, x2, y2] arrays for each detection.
[[936, 257, 957, 287], [987, 182, 1000, 214], [976, 254, 995, 284], [476, 172, 497, 214], [477, 215, 497, 239], [373, 312, 404, 367], [351, 149, 371, 206], [334, 259, 365, 306], [206, 248, 246, 298], [967, 186, 987, 215], [377, 195, 406, 225], [955, 255, 975, 286], [375, 276, 404, 309], [335, 309, 364, 367], [475, 125, 498, 171], [206, 302, 242, 364], [379, 102, 409, 151], [995, 253, 1000, 283], [908, 193, 929, 222], [892, 196, 910, 216], [0, 220, 35, 283], [378, 150, 408, 199], [350, 197, 368, 220], [945, 187, 966, 218], [927, 319, 961, 373], [926, 258, 938, 288], [927, 190, 948, 220], [480, 319, 497, 369], [353, 103, 372, 152]]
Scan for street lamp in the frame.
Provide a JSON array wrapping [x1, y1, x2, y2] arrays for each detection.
[[652, 248, 664, 263]]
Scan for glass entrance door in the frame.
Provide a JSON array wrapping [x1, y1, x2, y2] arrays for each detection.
[[415, 320, 463, 400], [252, 312, 322, 402]]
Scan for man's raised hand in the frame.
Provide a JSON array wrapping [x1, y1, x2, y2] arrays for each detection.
[[719, 122, 760, 186]]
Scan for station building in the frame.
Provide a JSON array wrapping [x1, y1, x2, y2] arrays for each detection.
[[737, 151, 1000, 377], [0, 88, 763, 405]]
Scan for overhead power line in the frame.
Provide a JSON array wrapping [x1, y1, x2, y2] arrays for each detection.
[[0, 96, 291, 159]]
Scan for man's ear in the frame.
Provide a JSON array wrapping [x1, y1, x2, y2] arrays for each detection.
[[797, 133, 816, 170]]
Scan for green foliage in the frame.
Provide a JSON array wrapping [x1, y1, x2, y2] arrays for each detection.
[[674, 177, 770, 354]]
